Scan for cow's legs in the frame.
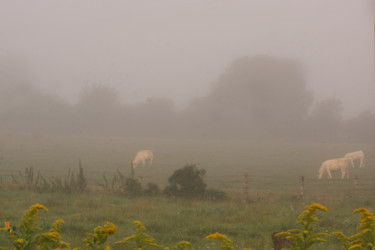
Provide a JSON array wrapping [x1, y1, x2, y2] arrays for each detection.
[[327, 170, 332, 179], [360, 157, 365, 168], [350, 159, 355, 168], [341, 169, 349, 179]]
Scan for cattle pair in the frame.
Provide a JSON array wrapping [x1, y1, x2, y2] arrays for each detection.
[[318, 151, 365, 180]]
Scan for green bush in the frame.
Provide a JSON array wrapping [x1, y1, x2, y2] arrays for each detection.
[[124, 178, 143, 196], [144, 183, 160, 197], [205, 188, 227, 200], [164, 164, 207, 198]]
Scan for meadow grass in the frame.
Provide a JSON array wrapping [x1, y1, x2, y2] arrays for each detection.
[[1, 190, 375, 249], [0, 134, 374, 249]]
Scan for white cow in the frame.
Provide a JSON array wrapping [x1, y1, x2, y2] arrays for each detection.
[[318, 158, 350, 179], [131, 150, 154, 168], [344, 151, 365, 168]]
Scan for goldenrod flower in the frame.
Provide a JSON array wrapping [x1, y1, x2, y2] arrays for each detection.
[[55, 219, 64, 225], [348, 244, 363, 249], [310, 202, 328, 211], [133, 221, 143, 227], [104, 222, 118, 235], [31, 203, 48, 212], [15, 239, 26, 244], [205, 232, 224, 240]]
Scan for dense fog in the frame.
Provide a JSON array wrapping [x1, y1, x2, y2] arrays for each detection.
[[0, 1, 374, 142], [0, 55, 374, 142]]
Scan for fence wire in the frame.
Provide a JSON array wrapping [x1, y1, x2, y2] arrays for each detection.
[[1, 167, 374, 200]]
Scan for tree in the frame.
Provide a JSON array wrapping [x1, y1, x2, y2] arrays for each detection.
[[126, 97, 177, 137], [307, 99, 343, 141], [182, 56, 313, 139], [74, 85, 122, 135], [343, 110, 375, 142]]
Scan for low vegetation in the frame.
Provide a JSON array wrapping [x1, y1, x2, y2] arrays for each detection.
[[9, 164, 86, 194], [0, 202, 374, 249], [0, 137, 374, 248], [8, 164, 227, 201]]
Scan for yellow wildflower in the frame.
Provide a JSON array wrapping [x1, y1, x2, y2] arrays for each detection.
[[104, 222, 118, 235], [309, 202, 328, 212], [55, 219, 65, 225], [15, 239, 26, 244], [31, 203, 48, 212], [348, 244, 363, 250], [353, 208, 368, 214], [133, 221, 143, 227], [205, 232, 224, 240], [49, 231, 60, 237]]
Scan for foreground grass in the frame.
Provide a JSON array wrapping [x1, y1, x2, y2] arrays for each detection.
[[1, 190, 374, 249]]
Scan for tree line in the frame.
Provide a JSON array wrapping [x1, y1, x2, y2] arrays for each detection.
[[0, 55, 374, 142]]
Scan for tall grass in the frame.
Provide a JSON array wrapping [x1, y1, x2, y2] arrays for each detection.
[[1, 190, 374, 249], [0, 134, 374, 249]]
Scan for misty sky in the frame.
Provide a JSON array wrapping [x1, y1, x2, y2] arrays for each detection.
[[0, 0, 374, 118]]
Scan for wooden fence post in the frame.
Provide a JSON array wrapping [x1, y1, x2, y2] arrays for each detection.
[[299, 175, 304, 198], [354, 175, 359, 195], [130, 161, 135, 179], [242, 173, 249, 202]]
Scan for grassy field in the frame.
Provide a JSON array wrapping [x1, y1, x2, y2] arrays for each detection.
[[0, 133, 374, 249]]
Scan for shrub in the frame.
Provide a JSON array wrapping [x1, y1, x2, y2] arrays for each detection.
[[144, 183, 160, 197], [124, 177, 143, 196], [204, 188, 227, 200], [164, 164, 207, 198]]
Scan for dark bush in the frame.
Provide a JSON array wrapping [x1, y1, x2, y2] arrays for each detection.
[[124, 178, 142, 196], [204, 188, 227, 200], [144, 183, 160, 196], [164, 164, 207, 198]]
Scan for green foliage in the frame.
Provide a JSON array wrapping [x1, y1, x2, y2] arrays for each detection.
[[0, 204, 69, 250], [276, 202, 330, 250], [164, 164, 207, 198], [205, 232, 237, 250], [80, 222, 117, 250], [204, 188, 227, 200], [144, 183, 160, 197], [166, 241, 193, 250], [124, 177, 143, 196], [0, 202, 374, 249], [115, 220, 193, 250], [115, 220, 164, 249], [96, 170, 160, 197], [96, 170, 127, 194], [333, 207, 375, 249], [34, 219, 70, 249], [10, 165, 87, 194]]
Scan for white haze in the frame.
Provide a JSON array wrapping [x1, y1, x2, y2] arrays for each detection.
[[0, 0, 374, 118]]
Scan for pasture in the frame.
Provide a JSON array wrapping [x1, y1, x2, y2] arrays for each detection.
[[0, 133, 374, 249]]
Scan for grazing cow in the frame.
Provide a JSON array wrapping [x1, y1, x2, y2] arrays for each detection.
[[131, 150, 154, 168], [344, 151, 365, 168], [318, 158, 350, 179]]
